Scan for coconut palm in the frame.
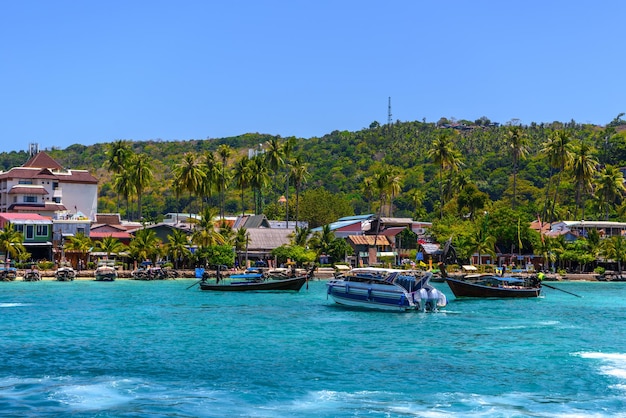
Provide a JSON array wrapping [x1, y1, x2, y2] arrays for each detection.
[[174, 153, 206, 218], [289, 155, 310, 227], [129, 229, 162, 265], [216, 144, 233, 219], [0, 222, 26, 262], [249, 156, 270, 214], [468, 220, 496, 266], [505, 125, 529, 209], [164, 229, 191, 269], [595, 165, 626, 220], [64, 232, 92, 269], [309, 224, 335, 257], [570, 141, 598, 220], [290, 226, 311, 247], [427, 129, 462, 218], [234, 227, 250, 268], [233, 155, 252, 216], [601, 235, 626, 275], [95, 235, 126, 260], [542, 130, 574, 222], [192, 207, 226, 247], [264, 137, 285, 202], [104, 140, 133, 212], [113, 169, 136, 220], [130, 153, 154, 221]]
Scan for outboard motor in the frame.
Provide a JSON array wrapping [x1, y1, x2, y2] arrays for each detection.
[[413, 287, 429, 311], [426, 288, 440, 312]]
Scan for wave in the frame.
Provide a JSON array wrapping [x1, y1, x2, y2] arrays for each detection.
[[0, 303, 31, 308]]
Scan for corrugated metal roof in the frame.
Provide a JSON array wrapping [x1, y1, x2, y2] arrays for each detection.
[[348, 235, 390, 246]]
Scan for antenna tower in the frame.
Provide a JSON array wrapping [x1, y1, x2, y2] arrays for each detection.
[[387, 97, 392, 126]]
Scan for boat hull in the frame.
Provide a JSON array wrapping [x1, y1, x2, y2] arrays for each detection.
[[326, 280, 445, 311], [199, 276, 307, 292], [445, 277, 540, 298]]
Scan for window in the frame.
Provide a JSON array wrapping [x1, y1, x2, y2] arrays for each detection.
[[18, 180, 33, 185], [24, 196, 37, 203], [15, 225, 24, 234], [36, 225, 48, 237], [77, 227, 85, 235]]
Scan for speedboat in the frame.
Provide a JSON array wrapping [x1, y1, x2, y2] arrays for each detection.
[[55, 262, 76, 281], [326, 267, 447, 311], [95, 260, 117, 281]]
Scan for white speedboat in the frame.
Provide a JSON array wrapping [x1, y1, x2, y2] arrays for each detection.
[[326, 267, 447, 312]]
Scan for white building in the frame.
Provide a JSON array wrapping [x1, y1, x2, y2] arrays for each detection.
[[0, 151, 98, 220]]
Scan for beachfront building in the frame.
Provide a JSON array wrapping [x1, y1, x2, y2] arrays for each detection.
[[0, 150, 98, 220], [0, 213, 53, 261]]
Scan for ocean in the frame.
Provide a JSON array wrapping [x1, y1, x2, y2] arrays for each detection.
[[1, 279, 625, 417]]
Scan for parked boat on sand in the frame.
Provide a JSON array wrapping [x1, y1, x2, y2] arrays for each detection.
[[55, 262, 76, 281], [95, 260, 117, 281], [326, 267, 447, 312]]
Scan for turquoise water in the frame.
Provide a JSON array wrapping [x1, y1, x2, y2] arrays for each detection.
[[1, 279, 625, 417]]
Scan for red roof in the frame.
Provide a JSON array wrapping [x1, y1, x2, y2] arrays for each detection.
[[8, 186, 48, 195], [0, 213, 51, 221], [90, 231, 132, 239], [22, 152, 63, 170]]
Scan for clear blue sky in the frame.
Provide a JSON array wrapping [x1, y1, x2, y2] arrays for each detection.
[[1, 1, 624, 153]]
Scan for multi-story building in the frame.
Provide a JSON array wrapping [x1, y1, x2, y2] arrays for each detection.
[[0, 151, 98, 220]]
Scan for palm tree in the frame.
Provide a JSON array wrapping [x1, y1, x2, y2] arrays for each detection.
[[601, 235, 626, 275], [64, 232, 92, 269], [289, 156, 310, 227], [505, 125, 529, 208], [290, 226, 311, 247], [309, 224, 335, 257], [95, 235, 126, 261], [104, 140, 132, 212], [192, 207, 226, 247], [130, 153, 154, 221], [217, 144, 233, 219], [234, 227, 250, 268], [129, 229, 162, 265], [164, 229, 191, 269], [427, 129, 462, 218], [468, 219, 496, 266], [595, 165, 626, 220], [233, 155, 252, 216], [570, 141, 598, 220], [200, 151, 219, 209], [265, 138, 285, 202], [542, 129, 574, 222], [249, 156, 270, 214], [0, 222, 26, 262], [113, 169, 136, 220], [174, 153, 206, 218]]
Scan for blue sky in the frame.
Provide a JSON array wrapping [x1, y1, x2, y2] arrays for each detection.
[[1, 1, 624, 153]]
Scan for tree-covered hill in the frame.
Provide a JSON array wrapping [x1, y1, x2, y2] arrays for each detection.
[[3, 114, 626, 235]]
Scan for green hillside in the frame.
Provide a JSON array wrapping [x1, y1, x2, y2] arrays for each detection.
[[3, 114, 626, 260]]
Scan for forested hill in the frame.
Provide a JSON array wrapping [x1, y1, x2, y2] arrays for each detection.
[[2, 115, 626, 230]]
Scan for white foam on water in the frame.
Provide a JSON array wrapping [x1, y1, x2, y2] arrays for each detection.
[[577, 352, 626, 379], [0, 302, 31, 308], [53, 378, 135, 411]]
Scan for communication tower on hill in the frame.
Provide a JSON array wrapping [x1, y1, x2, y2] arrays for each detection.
[[29, 142, 39, 156]]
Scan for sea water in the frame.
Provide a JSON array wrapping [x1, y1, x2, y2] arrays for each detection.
[[1, 279, 625, 417]]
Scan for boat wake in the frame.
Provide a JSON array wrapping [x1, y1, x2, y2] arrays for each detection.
[[576, 352, 626, 390]]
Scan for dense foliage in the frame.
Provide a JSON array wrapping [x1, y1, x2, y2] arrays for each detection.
[[4, 114, 626, 266]]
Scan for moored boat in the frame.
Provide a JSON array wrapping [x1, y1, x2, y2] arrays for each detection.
[[55, 262, 76, 281], [326, 267, 447, 312], [23, 265, 41, 281], [444, 274, 541, 298], [95, 260, 117, 281], [199, 265, 313, 292]]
